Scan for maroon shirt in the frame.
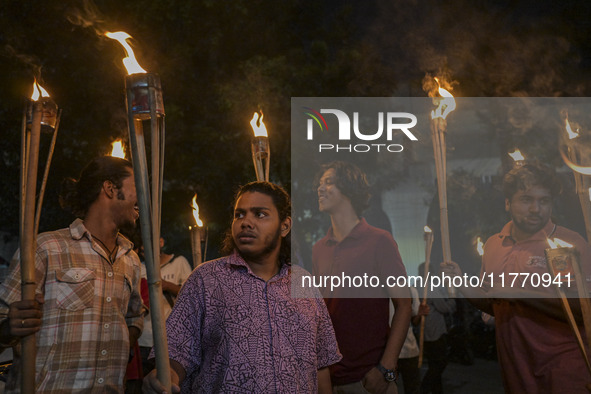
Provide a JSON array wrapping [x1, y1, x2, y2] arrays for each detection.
[[312, 218, 407, 385], [482, 220, 591, 393]]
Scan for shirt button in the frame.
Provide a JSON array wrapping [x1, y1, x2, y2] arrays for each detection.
[[106, 297, 112, 302], [104, 323, 110, 329], [107, 272, 113, 277], [97, 378, 104, 384], [101, 350, 107, 356]]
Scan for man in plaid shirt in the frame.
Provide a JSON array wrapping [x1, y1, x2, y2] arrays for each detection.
[[0, 156, 146, 393]]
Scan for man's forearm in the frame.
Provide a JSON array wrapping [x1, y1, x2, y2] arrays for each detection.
[[170, 359, 186, 385], [317, 367, 331, 394], [381, 297, 412, 369]]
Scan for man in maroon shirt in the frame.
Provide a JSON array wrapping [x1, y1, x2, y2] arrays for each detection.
[[313, 161, 411, 394], [442, 163, 591, 393]]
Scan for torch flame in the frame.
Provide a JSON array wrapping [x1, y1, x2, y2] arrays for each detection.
[[431, 78, 456, 120], [565, 118, 579, 140], [476, 237, 484, 256], [547, 238, 574, 249], [508, 149, 525, 162], [110, 140, 126, 159], [31, 79, 50, 101], [560, 149, 591, 175], [105, 31, 147, 75], [250, 112, 268, 137], [191, 195, 204, 227], [424, 226, 432, 233]]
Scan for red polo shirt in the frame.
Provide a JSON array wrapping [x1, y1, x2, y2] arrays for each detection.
[[482, 220, 591, 393], [312, 218, 407, 385]]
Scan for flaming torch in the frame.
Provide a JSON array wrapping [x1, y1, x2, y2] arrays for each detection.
[[561, 117, 591, 242], [508, 149, 525, 167], [110, 139, 126, 159], [545, 238, 591, 379], [20, 79, 61, 394], [106, 31, 171, 391], [418, 226, 434, 367], [429, 77, 456, 296], [189, 195, 205, 268], [250, 111, 270, 181], [476, 237, 484, 257]]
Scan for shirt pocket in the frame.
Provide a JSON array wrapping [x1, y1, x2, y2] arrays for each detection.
[[55, 268, 95, 311]]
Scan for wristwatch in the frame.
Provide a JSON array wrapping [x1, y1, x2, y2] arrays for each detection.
[[376, 363, 398, 382]]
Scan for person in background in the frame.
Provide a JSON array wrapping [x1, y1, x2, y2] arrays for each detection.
[[415, 263, 455, 394], [313, 161, 411, 394], [441, 162, 591, 392], [0, 156, 146, 392], [395, 286, 421, 394], [138, 236, 192, 377]]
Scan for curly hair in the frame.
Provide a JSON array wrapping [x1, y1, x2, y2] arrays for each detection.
[[317, 161, 370, 217], [503, 162, 562, 200], [222, 181, 291, 265], [60, 156, 133, 218]]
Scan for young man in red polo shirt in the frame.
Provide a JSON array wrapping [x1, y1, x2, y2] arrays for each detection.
[[442, 162, 591, 393], [313, 161, 411, 394]]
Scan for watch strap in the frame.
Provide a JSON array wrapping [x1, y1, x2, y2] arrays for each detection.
[[376, 363, 398, 382]]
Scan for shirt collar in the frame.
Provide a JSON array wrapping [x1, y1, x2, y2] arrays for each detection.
[[325, 217, 368, 244], [499, 219, 556, 243], [227, 251, 290, 281], [69, 218, 134, 252]]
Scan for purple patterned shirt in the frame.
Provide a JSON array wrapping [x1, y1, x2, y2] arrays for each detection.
[[165, 252, 341, 393]]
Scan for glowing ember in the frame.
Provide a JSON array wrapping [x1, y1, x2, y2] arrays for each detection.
[[565, 118, 579, 140], [105, 31, 147, 75], [547, 238, 574, 249], [431, 78, 456, 120], [508, 149, 525, 162], [191, 195, 204, 227], [250, 112, 268, 137], [110, 140, 125, 159], [424, 226, 432, 233], [31, 79, 50, 101], [476, 237, 484, 256]]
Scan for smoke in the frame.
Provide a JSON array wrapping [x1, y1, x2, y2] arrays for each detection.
[[368, 0, 585, 97], [66, 0, 108, 36], [422, 71, 457, 98], [2, 45, 43, 81]]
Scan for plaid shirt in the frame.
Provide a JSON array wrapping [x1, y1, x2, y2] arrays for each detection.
[[0, 219, 146, 393]]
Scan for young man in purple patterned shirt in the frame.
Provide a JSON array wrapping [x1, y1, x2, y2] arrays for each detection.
[[144, 181, 341, 393]]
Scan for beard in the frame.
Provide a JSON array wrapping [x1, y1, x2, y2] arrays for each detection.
[[235, 227, 282, 262], [512, 215, 546, 235], [116, 189, 137, 232]]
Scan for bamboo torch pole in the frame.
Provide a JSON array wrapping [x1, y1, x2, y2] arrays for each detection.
[[34, 109, 61, 235], [20, 80, 59, 394], [106, 31, 171, 392], [20, 100, 41, 394], [125, 73, 170, 392], [418, 226, 434, 368], [250, 112, 270, 182], [563, 118, 591, 242], [545, 239, 591, 390], [429, 78, 456, 297], [190, 195, 204, 268]]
